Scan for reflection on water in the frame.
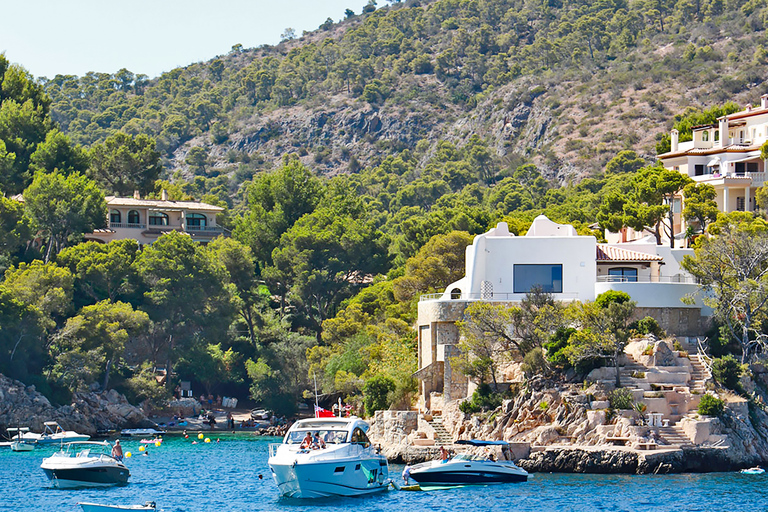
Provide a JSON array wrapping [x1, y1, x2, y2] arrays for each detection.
[[2, 436, 767, 512]]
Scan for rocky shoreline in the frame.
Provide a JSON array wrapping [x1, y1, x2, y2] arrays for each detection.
[[370, 339, 768, 474], [0, 374, 154, 436]]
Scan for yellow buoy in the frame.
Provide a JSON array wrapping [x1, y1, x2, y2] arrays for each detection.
[[139, 446, 145, 452], [198, 433, 204, 440], [155, 440, 162, 447], [204, 438, 211, 443], [125, 452, 132, 458]]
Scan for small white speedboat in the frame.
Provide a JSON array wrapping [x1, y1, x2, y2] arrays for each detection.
[[7, 428, 35, 452], [406, 440, 528, 486], [268, 416, 389, 498], [78, 502, 156, 512], [23, 421, 90, 444], [41, 441, 129, 488]]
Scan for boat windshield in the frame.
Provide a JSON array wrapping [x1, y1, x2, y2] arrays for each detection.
[[453, 453, 490, 461], [285, 429, 348, 445]]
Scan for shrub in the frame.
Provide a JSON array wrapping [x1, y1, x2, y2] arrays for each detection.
[[711, 355, 742, 390], [362, 375, 396, 416], [609, 387, 634, 410], [698, 394, 725, 417], [459, 383, 503, 414], [544, 327, 577, 369], [631, 316, 666, 338], [521, 348, 548, 377]]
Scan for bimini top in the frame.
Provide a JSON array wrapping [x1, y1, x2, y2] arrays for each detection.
[[288, 416, 368, 433], [455, 440, 509, 446]]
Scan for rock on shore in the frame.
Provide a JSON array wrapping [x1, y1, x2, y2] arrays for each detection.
[[0, 374, 154, 435]]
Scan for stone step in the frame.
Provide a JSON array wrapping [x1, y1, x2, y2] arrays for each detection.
[[657, 426, 692, 447], [427, 416, 453, 445]]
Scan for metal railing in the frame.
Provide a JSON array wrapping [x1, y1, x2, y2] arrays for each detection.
[[597, 275, 697, 284], [186, 225, 223, 232], [420, 291, 580, 301], [109, 223, 146, 229], [696, 337, 713, 374]]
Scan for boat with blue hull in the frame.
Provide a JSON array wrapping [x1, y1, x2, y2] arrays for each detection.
[[268, 417, 389, 498]]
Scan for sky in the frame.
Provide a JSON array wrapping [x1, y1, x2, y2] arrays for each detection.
[[1, 0, 376, 79]]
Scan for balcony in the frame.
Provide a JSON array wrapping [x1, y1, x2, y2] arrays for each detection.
[[419, 291, 582, 302], [109, 222, 146, 229], [185, 225, 223, 233], [597, 275, 697, 284]]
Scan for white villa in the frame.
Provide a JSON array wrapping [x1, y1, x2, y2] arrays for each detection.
[[659, 94, 768, 217], [415, 215, 710, 408], [85, 190, 226, 245]]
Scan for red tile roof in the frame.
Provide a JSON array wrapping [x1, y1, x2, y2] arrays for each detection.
[[596, 244, 663, 262]]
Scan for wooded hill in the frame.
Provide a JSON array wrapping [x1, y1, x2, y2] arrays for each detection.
[[43, 0, 768, 190], [2, 0, 768, 414]]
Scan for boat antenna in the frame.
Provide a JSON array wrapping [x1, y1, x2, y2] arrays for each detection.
[[313, 371, 319, 418], [338, 397, 342, 418]]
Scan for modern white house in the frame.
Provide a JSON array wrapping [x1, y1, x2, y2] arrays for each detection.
[[415, 215, 710, 408], [659, 94, 768, 217], [85, 190, 226, 245]]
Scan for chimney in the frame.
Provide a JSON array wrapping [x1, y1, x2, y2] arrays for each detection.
[[718, 117, 728, 147], [671, 129, 679, 152], [133, 190, 140, 199], [746, 104, 752, 112], [762, 94, 768, 109], [161, 189, 169, 201]]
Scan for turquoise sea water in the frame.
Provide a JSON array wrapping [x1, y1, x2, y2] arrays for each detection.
[[2, 435, 767, 512]]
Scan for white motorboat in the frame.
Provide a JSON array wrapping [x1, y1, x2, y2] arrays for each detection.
[[7, 428, 35, 452], [23, 421, 90, 444], [406, 440, 528, 486], [41, 441, 130, 488], [268, 416, 390, 498], [78, 502, 156, 512], [120, 428, 165, 438]]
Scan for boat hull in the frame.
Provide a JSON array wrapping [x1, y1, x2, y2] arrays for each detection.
[[42, 466, 130, 488], [10, 441, 34, 452], [270, 458, 389, 498], [78, 503, 155, 512], [409, 460, 528, 486]]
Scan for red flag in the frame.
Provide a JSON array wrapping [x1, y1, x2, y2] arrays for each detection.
[[314, 405, 334, 418]]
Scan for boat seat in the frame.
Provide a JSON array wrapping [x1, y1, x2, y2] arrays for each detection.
[[77, 449, 90, 457]]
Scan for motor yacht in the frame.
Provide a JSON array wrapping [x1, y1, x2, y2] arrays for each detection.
[[41, 441, 130, 488], [23, 421, 90, 444], [406, 440, 528, 486], [268, 416, 389, 498]]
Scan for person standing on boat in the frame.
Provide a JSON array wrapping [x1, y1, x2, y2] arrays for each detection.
[[300, 432, 313, 449], [438, 445, 449, 462], [111, 439, 123, 462]]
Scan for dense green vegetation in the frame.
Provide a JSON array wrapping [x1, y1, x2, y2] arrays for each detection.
[[5, 0, 768, 415]]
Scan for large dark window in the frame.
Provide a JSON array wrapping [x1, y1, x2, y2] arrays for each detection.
[[149, 211, 169, 226], [608, 267, 638, 282], [513, 264, 563, 293], [694, 164, 705, 176], [187, 213, 207, 227], [110, 210, 121, 224], [127, 210, 140, 224]]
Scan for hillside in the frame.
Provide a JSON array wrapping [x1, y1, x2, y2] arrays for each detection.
[[41, 0, 768, 190]]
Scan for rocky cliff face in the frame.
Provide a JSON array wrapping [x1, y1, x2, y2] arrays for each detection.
[[0, 374, 153, 436], [374, 374, 768, 472]]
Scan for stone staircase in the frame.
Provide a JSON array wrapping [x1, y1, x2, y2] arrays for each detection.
[[619, 353, 651, 390], [657, 424, 692, 447], [427, 416, 453, 446], [688, 353, 711, 393]]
